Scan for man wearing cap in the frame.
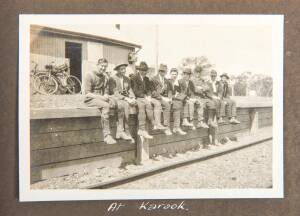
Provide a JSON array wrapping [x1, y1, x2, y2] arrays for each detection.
[[191, 66, 217, 128], [178, 68, 199, 129], [151, 64, 183, 135], [168, 68, 187, 135], [130, 61, 156, 139], [83, 58, 127, 145], [217, 73, 240, 124], [208, 70, 226, 123], [109, 63, 136, 143]]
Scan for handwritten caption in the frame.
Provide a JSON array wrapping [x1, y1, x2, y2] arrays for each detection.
[[107, 201, 188, 212]]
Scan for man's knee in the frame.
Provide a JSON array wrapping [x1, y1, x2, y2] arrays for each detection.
[[151, 99, 162, 109], [101, 103, 110, 118], [162, 101, 171, 111], [172, 101, 183, 110], [137, 99, 146, 109], [207, 100, 216, 110]]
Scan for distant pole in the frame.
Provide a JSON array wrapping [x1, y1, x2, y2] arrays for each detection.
[[155, 24, 159, 73]]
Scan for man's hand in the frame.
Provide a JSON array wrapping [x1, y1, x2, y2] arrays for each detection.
[[162, 96, 172, 103], [103, 94, 109, 101], [145, 96, 152, 103], [126, 97, 137, 105], [189, 98, 197, 103]]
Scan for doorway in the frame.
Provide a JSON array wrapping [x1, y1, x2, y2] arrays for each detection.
[[65, 42, 82, 81]]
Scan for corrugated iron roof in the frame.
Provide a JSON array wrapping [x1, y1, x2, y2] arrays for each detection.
[[31, 25, 142, 49]]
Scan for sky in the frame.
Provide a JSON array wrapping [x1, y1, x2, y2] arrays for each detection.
[[46, 23, 273, 76]]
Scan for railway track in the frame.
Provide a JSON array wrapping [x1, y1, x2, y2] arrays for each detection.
[[83, 134, 272, 189]]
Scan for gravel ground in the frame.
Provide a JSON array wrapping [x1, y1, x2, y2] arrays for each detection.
[[114, 140, 272, 189]]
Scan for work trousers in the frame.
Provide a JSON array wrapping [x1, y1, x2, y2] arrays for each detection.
[[212, 98, 226, 118], [183, 97, 216, 121], [150, 98, 163, 126], [222, 98, 237, 118], [158, 99, 182, 128], [111, 98, 132, 133], [136, 98, 154, 130], [84, 96, 124, 137], [172, 100, 183, 128]]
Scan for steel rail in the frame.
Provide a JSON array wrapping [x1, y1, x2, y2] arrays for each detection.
[[83, 136, 272, 189]]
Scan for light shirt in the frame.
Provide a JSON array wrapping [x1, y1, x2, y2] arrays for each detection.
[[139, 73, 144, 82], [119, 76, 124, 91], [211, 80, 217, 93], [159, 75, 164, 86]]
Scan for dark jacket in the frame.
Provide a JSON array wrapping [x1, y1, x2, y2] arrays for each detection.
[[84, 71, 109, 95], [194, 81, 214, 99], [217, 81, 232, 99], [178, 78, 195, 100], [130, 73, 152, 98], [169, 80, 186, 101], [150, 74, 172, 100]]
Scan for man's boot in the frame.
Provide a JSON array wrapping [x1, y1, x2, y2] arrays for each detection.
[[230, 117, 240, 124], [182, 118, 194, 127], [173, 127, 187, 135], [104, 135, 117, 145], [164, 127, 172, 136], [138, 129, 153, 139], [197, 121, 209, 128], [116, 126, 132, 140]]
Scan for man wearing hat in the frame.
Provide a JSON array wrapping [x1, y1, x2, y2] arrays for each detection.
[[109, 63, 137, 143], [83, 58, 127, 145], [217, 73, 240, 124], [168, 68, 187, 135], [151, 64, 183, 135], [130, 61, 156, 139], [191, 65, 217, 128], [178, 68, 199, 129], [208, 70, 226, 123]]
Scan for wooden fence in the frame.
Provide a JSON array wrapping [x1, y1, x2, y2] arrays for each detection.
[[30, 96, 272, 183]]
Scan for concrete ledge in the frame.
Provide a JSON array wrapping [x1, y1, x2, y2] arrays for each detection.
[[30, 96, 272, 119]]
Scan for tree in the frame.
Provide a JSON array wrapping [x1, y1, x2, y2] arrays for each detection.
[[179, 56, 214, 76]]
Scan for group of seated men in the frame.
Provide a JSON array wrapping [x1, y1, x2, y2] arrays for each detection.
[[83, 58, 240, 145]]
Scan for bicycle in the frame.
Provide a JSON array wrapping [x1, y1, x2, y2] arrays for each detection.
[[32, 61, 82, 95]]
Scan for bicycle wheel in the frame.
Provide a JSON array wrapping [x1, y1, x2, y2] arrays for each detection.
[[66, 75, 82, 94], [33, 75, 58, 95]]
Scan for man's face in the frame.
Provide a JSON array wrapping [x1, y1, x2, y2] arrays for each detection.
[[183, 72, 191, 81], [97, 62, 108, 74], [140, 69, 148, 77], [118, 66, 127, 77], [159, 70, 167, 78], [221, 76, 227, 82], [211, 74, 217, 81], [170, 71, 178, 81]]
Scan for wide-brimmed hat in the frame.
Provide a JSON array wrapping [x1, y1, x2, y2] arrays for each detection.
[[114, 63, 128, 71], [136, 61, 149, 71], [183, 68, 192, 74], [220, 73, 230, 79], [158, 64, 168, 72]]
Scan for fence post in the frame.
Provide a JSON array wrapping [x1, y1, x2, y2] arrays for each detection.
[[136, 135, 150, 165], [249, 108, 259, 133]]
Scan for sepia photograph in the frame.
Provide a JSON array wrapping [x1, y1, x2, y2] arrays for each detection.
[[19, 14, 283, 201]]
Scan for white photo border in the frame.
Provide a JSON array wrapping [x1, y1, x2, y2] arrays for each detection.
[[19, 14, 284, 201]]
